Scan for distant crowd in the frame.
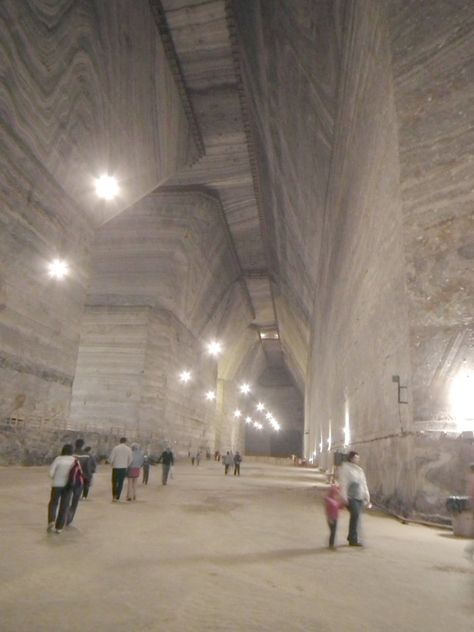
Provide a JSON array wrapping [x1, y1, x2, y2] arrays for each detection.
[[47, 438, 242, 534]]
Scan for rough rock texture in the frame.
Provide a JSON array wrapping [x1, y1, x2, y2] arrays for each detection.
[[232, 0, 474, 517], [0, 0, 198, 455], [388, 0, 474, 429], [1, 0, 472, 519]]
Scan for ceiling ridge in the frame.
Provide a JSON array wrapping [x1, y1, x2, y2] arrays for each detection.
[[224, 0, 279, 331], [149, 0, 206, 159]]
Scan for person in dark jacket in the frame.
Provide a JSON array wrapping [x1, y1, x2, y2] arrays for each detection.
[[67, 438, 91, 525], [81, 446, 96, 499], [157, 447, 174, 485], [233, 451, 242, 476], [142, 453, 151, 485]]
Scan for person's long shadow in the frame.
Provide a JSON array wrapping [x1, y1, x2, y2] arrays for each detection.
[[157, 546, 335, 567]]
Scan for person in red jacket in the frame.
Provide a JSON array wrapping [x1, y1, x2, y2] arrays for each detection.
[[324, 484, 345, 549]]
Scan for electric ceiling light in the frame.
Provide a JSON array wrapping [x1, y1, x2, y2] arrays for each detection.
[[233, 409, 242, 418], [239, 383, 250, 395], [179, 370, 191, 383], [245, 416, 252, 424], [94, 174, 119, 200], [205, 390, 216, 401], [48, 258, 69, 280], [207, 340, 222, 356], [256, 402, 265, 411]]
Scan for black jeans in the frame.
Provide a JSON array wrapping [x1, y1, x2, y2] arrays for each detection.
[[112, 468, 127, 499], [142, 465, 149, 485], [67, 483, 83, 525], [234, 463, 240, 476], [328, 519, 337, 547], [161, 464, 171, 485], [347, 498, 363, 544], [48, 486, 72, 530], [82, 477, 92, 498]]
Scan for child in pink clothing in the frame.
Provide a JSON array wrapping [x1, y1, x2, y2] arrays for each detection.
[[324, 484, 345, 549]]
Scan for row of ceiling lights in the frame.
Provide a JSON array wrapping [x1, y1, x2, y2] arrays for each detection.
[[179, 341, 281, 432]]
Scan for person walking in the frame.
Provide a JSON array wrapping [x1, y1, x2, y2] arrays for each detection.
[[233, 451, 242, 476], [47, 444, 75, 534], [142, 453, 151, 485], [81, 446, 96, 499], [126, 443, 144, 501], [157, 446, 174, 485], [109, 437, 133, 501], [223, 451, 233, 475], [66, 438, 91, 525], [324, 483, 345, 549], [339, 450, 371, 546]]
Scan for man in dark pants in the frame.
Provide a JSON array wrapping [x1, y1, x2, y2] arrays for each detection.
[[109, 437, 133, 500], [142, 453, 150, 485], [67, 438, 91, 526], [339, 451, 371, 546], [233, 451, 242, 476], [157, 447, 174, 485], [81, 446, 96, 499]]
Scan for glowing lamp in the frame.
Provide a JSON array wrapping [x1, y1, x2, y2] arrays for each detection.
[[94, 174, 119, 200], [179, 370, 191, 383], [48, 259, 69, 280], [206, 340, 222, 356]]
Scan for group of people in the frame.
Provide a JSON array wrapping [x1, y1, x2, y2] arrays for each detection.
[[324, 450, 371, 549], [47, 437, 174, 534], [47, 438, 96, 534], [190, 449, 242, 476], [222, 451, 242, 476]]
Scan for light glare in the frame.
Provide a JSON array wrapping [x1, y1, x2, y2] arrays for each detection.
[[95, 174, 119, 200], [179, 370, 191, 383], [450, 371, 474, 431], [239, 383, 251, 395], [48, 258, 69, 280], [233, 409, 242, 418], [256, 402, 265, 411], [205, 390, 216, 401], [207, 340, 222, 356]]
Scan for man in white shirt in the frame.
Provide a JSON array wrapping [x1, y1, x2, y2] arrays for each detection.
[[339, 450, 371, 546], [109, 437, 133, 501], [48, 444, 75, 533]]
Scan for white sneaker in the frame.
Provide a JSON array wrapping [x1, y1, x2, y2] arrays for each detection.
[[47, 522, 55, 533], [55, 529, 62, 534]]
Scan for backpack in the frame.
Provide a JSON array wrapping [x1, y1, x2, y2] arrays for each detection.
[[66, 458, 84, 489]]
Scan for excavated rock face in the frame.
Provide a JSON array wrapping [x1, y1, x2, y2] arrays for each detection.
[[1, 0, 473, 520]]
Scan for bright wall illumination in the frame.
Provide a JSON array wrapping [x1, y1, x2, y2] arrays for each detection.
[[95, 174, 119, 200], [450, 370, 474, 431], [48, 259, 69, 280], [344, 400, 351, 447]]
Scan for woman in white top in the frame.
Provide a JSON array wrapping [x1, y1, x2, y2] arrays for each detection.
[[47, 444, 75, 534]]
